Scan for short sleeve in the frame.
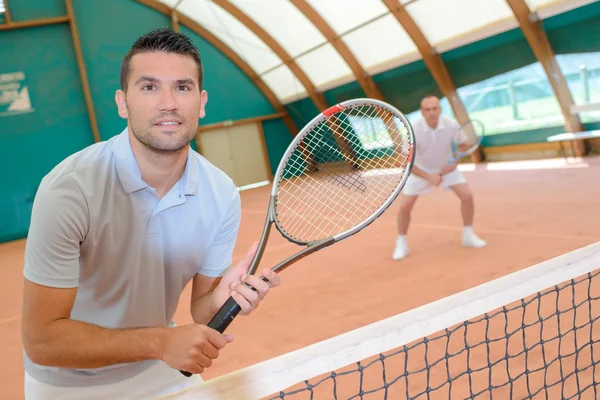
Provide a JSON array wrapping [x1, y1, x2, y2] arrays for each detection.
[[197, 187, 241, 277], [23, 175, 89, 288]]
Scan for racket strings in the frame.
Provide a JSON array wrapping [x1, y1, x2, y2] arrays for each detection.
[[322, 106, 410, 199], [275, 104, 413, 243], [277, 156, 362, 238], [281, 124, 395, 227], [279, 107, 409, 238], [281, 169, 378, 241], [277, 155, 373, 240], [311, 106, 404, 179], [331, 106, 409, 173]]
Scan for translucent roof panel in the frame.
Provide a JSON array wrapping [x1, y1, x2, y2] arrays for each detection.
[[306, 0, 390, 35], [160, 0, 178, 7], [261, 65, 307, 104], [406, 0, 517, 50], [230, 0, 327, 58], [295, 43, 354, 89], [176, 0, 282, 75], [342, 14, 419, 74], [529, 0, 598, 19], [525, 0, 561, 9]]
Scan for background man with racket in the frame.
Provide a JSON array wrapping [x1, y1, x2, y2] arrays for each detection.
[[392, 95, 486, 261], [21, 28, 279, 399]]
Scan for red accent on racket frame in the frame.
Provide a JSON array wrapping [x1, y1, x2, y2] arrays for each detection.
[[322, 104, 345, 117]]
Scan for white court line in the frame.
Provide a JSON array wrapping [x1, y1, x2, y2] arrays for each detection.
[[240, 213, 599, 242], [411, 223, 599, 242], [458, 157, 590, 172], [0, 315, 21, 325]]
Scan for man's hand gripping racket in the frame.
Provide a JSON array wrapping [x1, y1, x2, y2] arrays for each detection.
[[180, 98, 416, 376]]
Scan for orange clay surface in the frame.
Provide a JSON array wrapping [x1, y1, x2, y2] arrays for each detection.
[[1, 156, 599, 399]]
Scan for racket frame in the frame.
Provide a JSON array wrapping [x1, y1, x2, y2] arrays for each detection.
[[449, 119, 484, 164]]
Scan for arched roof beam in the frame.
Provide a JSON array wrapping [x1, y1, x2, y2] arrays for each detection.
[[382, 0, 484, 162], [289, 0, 384, 100], [506, 0, 586, 156], [212, 0, 329, 112]]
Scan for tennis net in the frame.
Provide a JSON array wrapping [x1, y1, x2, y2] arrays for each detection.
[[162, 242, 600, 399]]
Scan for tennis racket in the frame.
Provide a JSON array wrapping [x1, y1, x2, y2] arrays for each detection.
[[448, 119, 484, 164], [180, 98, 416, 376]]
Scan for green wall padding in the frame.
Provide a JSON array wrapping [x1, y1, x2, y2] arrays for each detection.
[[482, 121, 600, 147], [375, 61, 441, 115], [443, 33, 536, 90], [545, 2, 600, 54], [6, 0, 66, 22], [0, 25, 94, 242], [262, 119, 294, 176], [483, 126, 566, 147], [286, 97, 319, 128], [543, 1, 600, 31], [325, 80, 364, 105]]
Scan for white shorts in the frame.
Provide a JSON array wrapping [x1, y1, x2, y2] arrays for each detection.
[[25, 360, 203, 400], [402, 168, 466, 196]]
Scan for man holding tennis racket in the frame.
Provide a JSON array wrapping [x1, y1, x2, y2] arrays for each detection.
[[21, 28, 280, 399], [392, 95, 486, 261]]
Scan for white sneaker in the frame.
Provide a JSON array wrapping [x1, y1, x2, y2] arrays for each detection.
[[462, 232, 487, 248], [392, 238, 409, 260]]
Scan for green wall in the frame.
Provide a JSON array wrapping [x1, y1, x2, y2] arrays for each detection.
[[6, 0, 66, 22], [0, 24, 94, 242], [262, 119, 294, 176], [545, 1, 600, 54], [0, 0, 287, 242]]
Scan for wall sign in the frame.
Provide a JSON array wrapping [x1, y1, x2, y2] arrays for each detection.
[[0, 71, 34, 117]]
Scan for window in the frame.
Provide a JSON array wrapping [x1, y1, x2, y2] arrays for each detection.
[[556, 53, 600, 124], [347, 115, 394, 150], [456, 63, 564, 135]]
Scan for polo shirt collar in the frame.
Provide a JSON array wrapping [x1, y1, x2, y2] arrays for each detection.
[[181, 149, 199, 196], [112, 128, 200, 196]]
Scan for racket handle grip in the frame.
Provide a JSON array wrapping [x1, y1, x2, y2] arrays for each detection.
[[179, 276, 269, 377], [207, 296, 242, 333], [208, 276, 270, 333], [178, 298, 240, 377], [208, 276, 267, 333]]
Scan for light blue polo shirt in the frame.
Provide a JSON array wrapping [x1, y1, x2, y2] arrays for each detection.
[[23, 128, 241, 386]]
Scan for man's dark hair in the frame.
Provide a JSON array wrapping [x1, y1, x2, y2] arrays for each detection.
[[120, 28, 203, 92]]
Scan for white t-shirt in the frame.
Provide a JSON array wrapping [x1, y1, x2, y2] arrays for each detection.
[[23, 128, 241, 387], [412, 115, 464, 174]]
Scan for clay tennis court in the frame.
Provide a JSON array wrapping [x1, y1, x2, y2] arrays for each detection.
[[2, 156, 599, 399]]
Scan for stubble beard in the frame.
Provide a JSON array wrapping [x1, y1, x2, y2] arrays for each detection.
[[130, 115, 196, 155]]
